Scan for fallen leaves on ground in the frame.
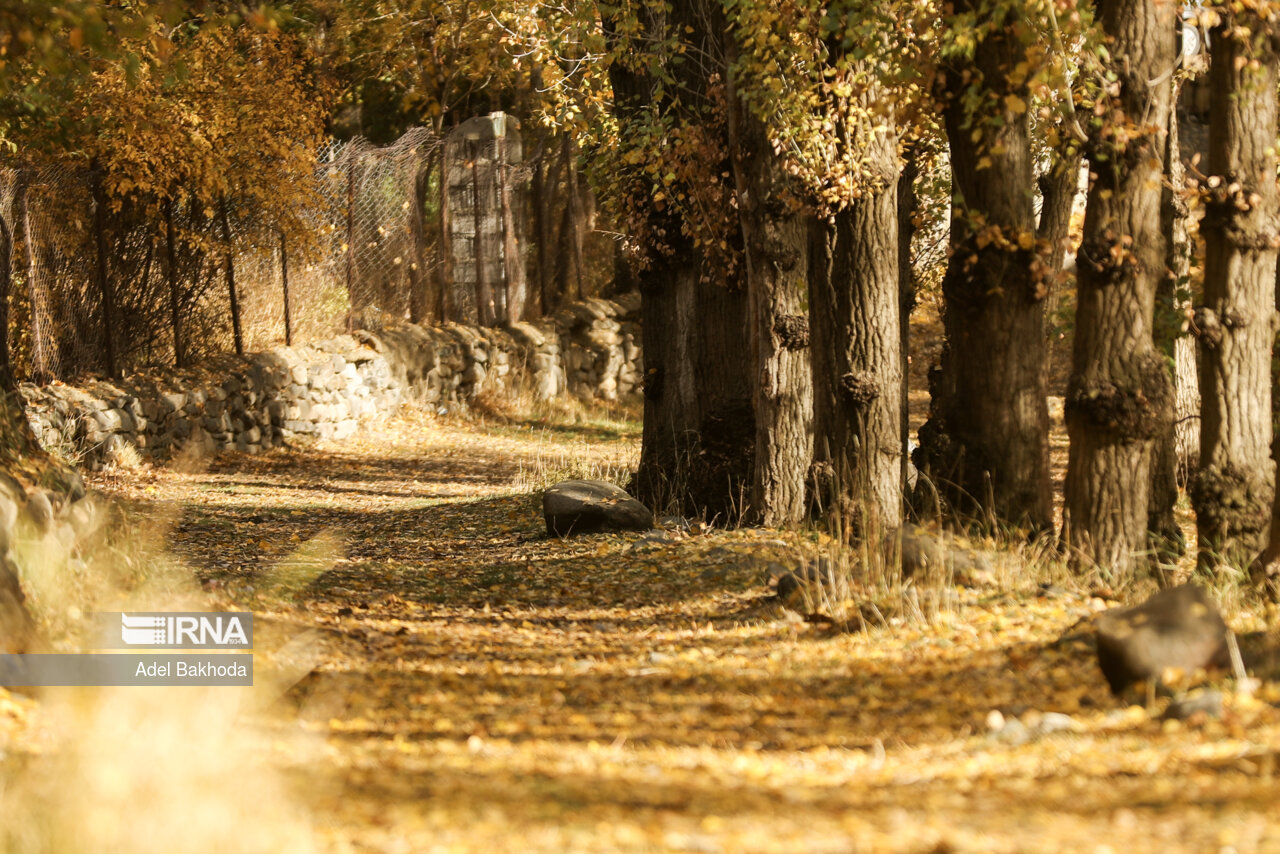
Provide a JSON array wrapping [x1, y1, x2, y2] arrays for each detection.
[[13, 404, 1275, 853]]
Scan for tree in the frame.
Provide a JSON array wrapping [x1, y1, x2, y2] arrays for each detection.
[[602, 1, 755, 522], [914, 0, 1052, 534], [723, 0, 932, 534], [1149, 74, 1196, 579], [807, 111, 904, 535], [1064, 0, 1177, 575], [723, 11, 813, 527], [1190, 2, 1279, 576], [301, 0, 520, 137]]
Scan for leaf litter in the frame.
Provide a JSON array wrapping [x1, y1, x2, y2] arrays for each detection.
[[4, 403, 1278, 853]]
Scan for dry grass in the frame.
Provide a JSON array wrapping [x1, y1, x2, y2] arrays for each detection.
[[0, 493, 318, 854]]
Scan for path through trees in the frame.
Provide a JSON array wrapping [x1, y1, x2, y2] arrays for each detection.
[[41, 408, 1277, 852]]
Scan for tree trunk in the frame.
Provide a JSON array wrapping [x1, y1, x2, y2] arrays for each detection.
[[1065, 0, 1176, 575], [1150, 83, 1193, 579], [898, 151, 920, 494], [607, 3, 755, 524], [0, 191, 68, 482], [809, 123, 903, 536], [914, 4, 1052, 533], [725, 63, 813, 527], [530, 142, 556, 317], [631, 251, 755, 522], [1037, 158, 1078, 288], [1195, 15, 1280, 576]]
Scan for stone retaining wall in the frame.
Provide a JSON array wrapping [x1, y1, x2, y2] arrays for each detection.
[[20, 294, 642, 471]]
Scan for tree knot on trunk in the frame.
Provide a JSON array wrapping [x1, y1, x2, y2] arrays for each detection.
[[1064, 355, 1173, 441], [1201, 181, 1280, 253], [1191, 306, 1234, 349], [1189, 463, 1274, 547], [1078, 230, 1139, 287], [773, 315, 809, 350], [839, 372, 880, 406]]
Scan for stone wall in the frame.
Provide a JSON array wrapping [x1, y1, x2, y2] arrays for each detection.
[[19, 295, 642, 471]]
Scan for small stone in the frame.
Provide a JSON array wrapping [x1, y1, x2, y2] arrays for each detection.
[[1162, 690, 1224, 721]]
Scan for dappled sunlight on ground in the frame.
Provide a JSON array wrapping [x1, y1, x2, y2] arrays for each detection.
[[0, 403, 1268, 853]]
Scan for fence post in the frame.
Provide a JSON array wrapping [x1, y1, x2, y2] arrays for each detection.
[[90, 164, 117, 378], [497, 135, 526, 324], [344, 151, 357, 333], [438, 141, 452, 322], [17, 172, 52, 383], [407, 161, 428, 325], [562, 135, 585, 302], [280, 229, 292, 346], [0, 199, 14, 390], [164, 197, 184, 368], [471, 141, 494, 326], [219, 198, 243, 356]]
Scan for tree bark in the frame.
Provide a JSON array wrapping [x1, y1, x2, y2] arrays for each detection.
[[1065, 0, 1176, 575], [898, 151, 920, 494], [914, 3, 1052, 533], [725, 62, 813, 527], [1197, 13, 1280, 579], [809, 123, 903, 536], [1037, 158, 1078, 286], [1150, 83, 1193, 579], [607, 2, 755, 524], [530, 141, 556, 317]]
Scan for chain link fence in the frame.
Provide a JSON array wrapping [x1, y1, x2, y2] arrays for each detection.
[[0, 123, 613, 384], [0, 128, 446, 382]]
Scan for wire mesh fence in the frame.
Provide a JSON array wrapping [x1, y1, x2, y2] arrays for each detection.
[[0, 128, 445, 382], [0, 122, 614, 384]]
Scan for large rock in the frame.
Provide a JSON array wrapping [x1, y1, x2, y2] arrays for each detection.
[[1094, 583, 1230, 696], [886, 523, 992, 585], [543, 480, 652, 536]]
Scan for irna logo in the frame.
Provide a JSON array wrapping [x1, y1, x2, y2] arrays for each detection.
[[110, 612, 253, 649]]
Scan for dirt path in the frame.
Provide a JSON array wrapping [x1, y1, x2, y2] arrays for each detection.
[[84, 408, 1280, 854]]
